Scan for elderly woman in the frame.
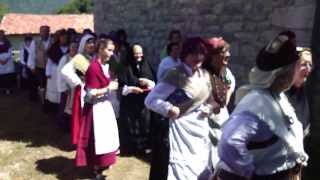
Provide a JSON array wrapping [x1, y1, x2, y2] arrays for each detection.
[[215, 32, 308, 180], [145, 37, 214, 180], [118, 44, 155, 154], [286, 47, 313, 137]]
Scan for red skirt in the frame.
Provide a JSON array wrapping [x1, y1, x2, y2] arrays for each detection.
[[75, 103, 117, 168], [71, 86, 82, 145]]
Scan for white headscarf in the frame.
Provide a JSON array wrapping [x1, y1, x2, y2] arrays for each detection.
[[234, 66, 285, 105], [234, 34, 292, 104], [78, 34, 94, 54]]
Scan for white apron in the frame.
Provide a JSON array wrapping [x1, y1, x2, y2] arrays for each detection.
[[92, 96, 120, 155], [46, 63, 60, 103], [168, 109, 212, 180]]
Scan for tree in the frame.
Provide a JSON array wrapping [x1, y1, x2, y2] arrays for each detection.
[[56, 0, 93, 14], [0, 3, 9, 21]]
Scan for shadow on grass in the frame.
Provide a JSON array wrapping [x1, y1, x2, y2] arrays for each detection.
[[0, 91, 74, 152], [36, 156, 95, 180]]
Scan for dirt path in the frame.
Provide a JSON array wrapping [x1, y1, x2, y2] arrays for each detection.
[[0, 91, 149, 180]]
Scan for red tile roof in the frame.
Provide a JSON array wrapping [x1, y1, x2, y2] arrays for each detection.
[[0, 13, 94, 35]]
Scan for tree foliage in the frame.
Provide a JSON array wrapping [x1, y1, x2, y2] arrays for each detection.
[[0, 3, 9, 21], [56, 0, 93, 14]]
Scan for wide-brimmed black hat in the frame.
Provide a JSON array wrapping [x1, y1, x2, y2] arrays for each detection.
[[256, 31, 299, 71]]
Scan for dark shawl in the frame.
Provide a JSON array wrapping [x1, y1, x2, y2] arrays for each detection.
[[118, 57, 155, 113], [47, 43, 68, 64], [119, 58, 155, 89]]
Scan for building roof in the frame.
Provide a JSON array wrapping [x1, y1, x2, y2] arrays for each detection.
[[0, 13, 94, 35]]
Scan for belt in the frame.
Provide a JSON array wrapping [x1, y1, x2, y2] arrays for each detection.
[[217, 169, 248, 180], [252, 165, 302, 180], [217, 165, 302, 180]]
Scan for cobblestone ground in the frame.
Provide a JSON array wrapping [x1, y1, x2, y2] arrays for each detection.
[[0, 90, 149, 180]]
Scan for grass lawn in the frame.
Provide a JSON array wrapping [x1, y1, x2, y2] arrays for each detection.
[[0, 91, 149, 180]]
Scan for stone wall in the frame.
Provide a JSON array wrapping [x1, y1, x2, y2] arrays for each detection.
[[94, 0, 315, 85]]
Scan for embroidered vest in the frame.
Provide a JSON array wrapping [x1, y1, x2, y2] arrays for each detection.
[[232, 89, 308, 175], [163, 64, 212, 114], [35, 39, 51, 69]]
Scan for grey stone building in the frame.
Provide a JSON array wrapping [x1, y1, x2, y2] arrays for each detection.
[[94, 0, 315, 85]]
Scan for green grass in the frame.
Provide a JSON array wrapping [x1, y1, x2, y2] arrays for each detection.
[[0, 91, 149, 180]]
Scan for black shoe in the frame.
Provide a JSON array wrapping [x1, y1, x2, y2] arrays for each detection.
[[5, 89, 12, 95], [92, 174, 106, 180]]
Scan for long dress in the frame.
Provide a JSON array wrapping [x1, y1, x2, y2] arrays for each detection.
[[61, 53, 91, 145], [57, 54, 73, 130], [45, 44, 68, 104], [75, 59, 119, 167], [118, 59, 155, 153], [208, 67, 236, 169]]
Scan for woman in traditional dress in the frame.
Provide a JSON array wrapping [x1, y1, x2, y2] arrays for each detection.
[[202, 37, 236, 170], [75, 39, 119, 180], [203, 37, 235, 123], [145, 37, 215, 180], [0, 30, 15, 95], [57, 41, 78, 131], [45, 29, 69, 112], [118, 44, 156, 154], [215, 32, 307, 180], [286, 47, 313, 137], [61, 34, 96, 145]]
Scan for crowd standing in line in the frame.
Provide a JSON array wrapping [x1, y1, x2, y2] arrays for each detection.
[[0, 26, 312, 180]]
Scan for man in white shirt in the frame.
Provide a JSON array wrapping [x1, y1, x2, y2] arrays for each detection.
[[27, 25, 53, 103], [157, 42, 181, 81]]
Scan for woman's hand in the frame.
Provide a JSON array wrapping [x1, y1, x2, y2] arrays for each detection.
[[108, 81, 119, 91], [199, 105, 211, 118], [167, 106, 180, 119], [138, 78, 149, 86], [138, 78, 155, 89], [130, 86, 144, 94]]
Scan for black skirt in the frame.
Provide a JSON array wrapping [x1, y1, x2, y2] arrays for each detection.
[[0, 72, 16, 89]]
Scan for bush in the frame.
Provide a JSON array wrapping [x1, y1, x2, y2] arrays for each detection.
[[56, 0, 93, 14]]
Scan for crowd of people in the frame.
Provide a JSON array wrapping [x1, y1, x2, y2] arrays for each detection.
[[0, 26, 313, 180]]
